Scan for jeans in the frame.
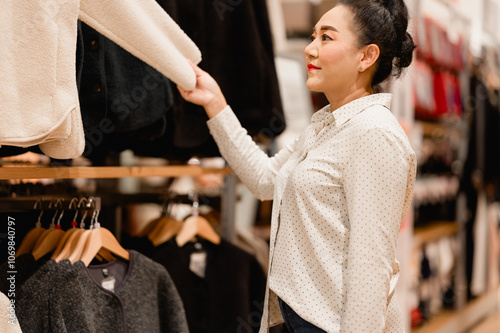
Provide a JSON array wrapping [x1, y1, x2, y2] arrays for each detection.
[[278, 298, 327, 333]]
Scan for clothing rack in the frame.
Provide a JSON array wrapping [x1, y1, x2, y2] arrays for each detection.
[[0, 165, 237, 241]]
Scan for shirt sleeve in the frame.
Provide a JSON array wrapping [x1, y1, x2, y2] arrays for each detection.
[[341, 127, 411, 332], [207, 105, 298, 201], [78, 0, 201, 90]]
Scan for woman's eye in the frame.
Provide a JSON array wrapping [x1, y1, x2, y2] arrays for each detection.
[[322, 34, 333, 41], [309, 34, 316, 42]]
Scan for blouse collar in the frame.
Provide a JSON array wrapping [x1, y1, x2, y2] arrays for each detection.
[[312, 93, 392, 127]]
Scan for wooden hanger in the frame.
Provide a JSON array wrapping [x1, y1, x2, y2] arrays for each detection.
[[149, 216, 184, 247], [79, 198, 130, 266], [32, 199, 65, 260], [137, 192, 173, 238], [175, 192, 221, 247], [148, 194, 183, 246], [54, 198, 118, 264], [52, 198, 83, 260], [68, 229, 93, 264], [136, 216, 163, 238], [16, 199, 46, 257], [175, 215, 221, 247], [56, 198, 91, 262], [79, 227, 130, 266]]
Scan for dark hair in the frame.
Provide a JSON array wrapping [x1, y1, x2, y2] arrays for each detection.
[[338, 0, 416, 86]]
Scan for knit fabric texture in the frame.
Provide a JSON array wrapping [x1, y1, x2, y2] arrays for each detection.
[[0, 251, 188, 332], [0, 292, 23, 333]]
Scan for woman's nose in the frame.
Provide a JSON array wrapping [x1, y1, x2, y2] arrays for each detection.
[[305, 41, 318, 59]]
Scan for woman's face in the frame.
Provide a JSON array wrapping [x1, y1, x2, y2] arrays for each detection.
[[305, 5, 362, 94]]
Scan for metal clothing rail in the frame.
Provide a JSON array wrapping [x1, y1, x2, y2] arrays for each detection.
[[0, 193, 221, 213]]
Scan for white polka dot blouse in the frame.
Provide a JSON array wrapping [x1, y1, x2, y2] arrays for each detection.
[[207, 93, 416, 332]]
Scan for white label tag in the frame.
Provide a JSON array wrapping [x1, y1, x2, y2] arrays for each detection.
[[102, 276, 116, 292], [189, 252, 207, 278]]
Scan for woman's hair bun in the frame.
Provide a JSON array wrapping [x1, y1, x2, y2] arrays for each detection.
[[384, 0, 416, 71], [339, 0, 416, 85], [398, 32, 416, 69]]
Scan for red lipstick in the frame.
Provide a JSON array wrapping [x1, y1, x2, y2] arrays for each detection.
[[308, 63, 320, 71]]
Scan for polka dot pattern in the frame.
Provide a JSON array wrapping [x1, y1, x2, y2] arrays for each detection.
[[207, 93, 416, 332]]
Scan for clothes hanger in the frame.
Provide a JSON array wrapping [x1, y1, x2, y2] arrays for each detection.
[[137, 179, 176, 238], [143, 196, 172, 239], [15, 199, 46, 257], [149, 193, 184, 246], [51, 198, 82, 259], [33, 199, 62, 244], [32, 199, 66, 260], [64, 198, 115, 264], [79, 197, 130, 266], [150, 216, 183, 247], [175, 191, 221, 247], [55, 198, 90, 262]]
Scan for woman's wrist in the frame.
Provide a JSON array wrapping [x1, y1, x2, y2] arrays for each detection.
[[204, 96, 228, 119]]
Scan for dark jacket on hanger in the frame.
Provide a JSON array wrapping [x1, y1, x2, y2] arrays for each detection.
[[0, 251, 188, 333], [76, 0, 179, 163], [151, 239, 267, 333], [140, 0, 285, 160], [175, 0, 284, 149]]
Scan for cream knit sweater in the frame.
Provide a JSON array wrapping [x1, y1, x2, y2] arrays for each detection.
[[0, 0, 201, 159], [0, 292, 22, 333]]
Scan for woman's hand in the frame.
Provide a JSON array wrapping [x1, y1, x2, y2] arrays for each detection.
[[177, 61, 228, 119]]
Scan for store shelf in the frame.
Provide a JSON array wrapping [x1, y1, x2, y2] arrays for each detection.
[[0, 165, 232, 180], [411, 285, 500, 333], [413, 221, 459, 249]]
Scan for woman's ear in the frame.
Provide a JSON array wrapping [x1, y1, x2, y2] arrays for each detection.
[[358, 44, 380, 72]]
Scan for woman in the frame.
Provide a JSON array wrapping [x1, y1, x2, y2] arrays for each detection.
[[179, 0, 416, 332]]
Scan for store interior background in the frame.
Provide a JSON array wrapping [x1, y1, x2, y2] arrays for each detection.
[[2, 0, 500, 332]]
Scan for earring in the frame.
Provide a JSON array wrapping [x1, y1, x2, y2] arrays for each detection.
[[358, 66, 363, 71]]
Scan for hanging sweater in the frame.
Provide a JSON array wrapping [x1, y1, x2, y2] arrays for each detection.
[[151, 239, 267, 333], [0, 251, 188, 333], [0, 0, 201, 159], [0, 292, 23, 333]]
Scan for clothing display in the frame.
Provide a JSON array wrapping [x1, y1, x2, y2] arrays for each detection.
[[0, 251, 188, 333], [3, 1, 500, 332], [122, 231, 268, 333], [77, 20, 174, 163], [207, 94, 416, 332], [0, 0, 201, 159], [151, 239, 267, 333], [158, 0, 285, 159]]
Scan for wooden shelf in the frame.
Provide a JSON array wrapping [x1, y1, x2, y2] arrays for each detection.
[[0, 165, 232, 180], [413, 221, 459, 249], [411, 286, 500, 333]]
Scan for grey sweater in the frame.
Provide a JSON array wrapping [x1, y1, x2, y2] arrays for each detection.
[[8, 250, 189, 333]]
